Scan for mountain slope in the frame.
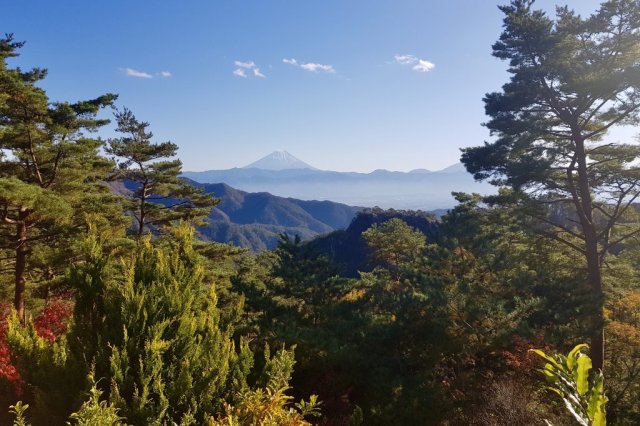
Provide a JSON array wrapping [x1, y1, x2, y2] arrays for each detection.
[[108, 179, 361, 251], [196, 182, 361, 251]]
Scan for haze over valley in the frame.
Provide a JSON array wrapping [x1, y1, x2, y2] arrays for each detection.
[[183, 150, 493, 210]]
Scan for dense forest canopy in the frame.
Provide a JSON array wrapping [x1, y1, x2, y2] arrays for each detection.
[[0, 0, 639, 425]]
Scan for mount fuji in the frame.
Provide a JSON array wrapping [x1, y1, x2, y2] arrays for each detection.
[[243, 150, 318, 171], [183, 152, 494, 210]]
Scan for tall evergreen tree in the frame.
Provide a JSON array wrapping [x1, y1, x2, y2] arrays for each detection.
[[461, 0, 640, 370], [107, 108, 217, 236], [0, 34, 119, 321]]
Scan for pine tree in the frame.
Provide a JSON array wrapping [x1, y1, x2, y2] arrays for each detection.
[[461, 0, 640, 370], [107, 108, 217, 236], [0, 34, 120, 321], [362, 218, 426, 282]]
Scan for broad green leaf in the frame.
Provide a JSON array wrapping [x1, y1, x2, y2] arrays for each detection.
[[542, 365, 557, 382], [593, 408, 607, 426], [587, 374, 604, 419], [588, 373, 607, 426], [567, 344, 588, 371], [530, 349, 563, 370], [543, 386, 563, 397], [575, 355, 592, 396]]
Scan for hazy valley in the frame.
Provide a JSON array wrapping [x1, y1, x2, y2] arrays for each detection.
[[183, 151, 494, 210]]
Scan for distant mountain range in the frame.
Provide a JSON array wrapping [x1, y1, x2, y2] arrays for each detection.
[[112, 151, 491, 250], [182, 152, 493, 210], [192, 182, 360, 251]]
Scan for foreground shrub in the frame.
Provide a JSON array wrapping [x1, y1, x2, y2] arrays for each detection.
[[531, 344, 607, 426], [8, 227, 252, 424]]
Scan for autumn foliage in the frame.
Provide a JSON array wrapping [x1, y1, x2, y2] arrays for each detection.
[[0, 300, 72, 391]]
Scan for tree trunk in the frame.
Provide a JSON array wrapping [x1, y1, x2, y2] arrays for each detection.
[[138, 208, 145, 236], [591, 325, 605, 372], [14, 214, 28, 324], [585, 234, 605, 371], [575, 136, 605, 371], [138, 181, 148, 236]]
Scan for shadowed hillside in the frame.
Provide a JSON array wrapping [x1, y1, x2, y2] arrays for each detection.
[[307, 208, 439, 277]]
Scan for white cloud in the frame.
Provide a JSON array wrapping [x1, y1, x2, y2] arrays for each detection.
[[413, 59, 435, 73], [233, 60, 266, 78], [283, 58, 335, 73], [235, 60, 256, 69], [124, 68, 153, 79], [394, 54, 417, 65], [122, 68, 173, 79], [300, 63, 335, 73], [394, 54, 435, 73]]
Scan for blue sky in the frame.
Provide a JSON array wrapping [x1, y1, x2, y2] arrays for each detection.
[[2, 0, 611, 172]]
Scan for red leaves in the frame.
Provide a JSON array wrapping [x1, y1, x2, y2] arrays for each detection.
[[502, 334, 554, 372], [0, 304, 19, 383], [0, 300, 72, 385], [33, 300, 72, 342]]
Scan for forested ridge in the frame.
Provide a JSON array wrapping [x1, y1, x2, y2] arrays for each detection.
[[1, 0, 640, 425], [109, 179, 361, 252]]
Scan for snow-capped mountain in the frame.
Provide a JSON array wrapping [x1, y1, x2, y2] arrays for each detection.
[[183, 155, 493, 210], [243, 150, 318, 170]]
